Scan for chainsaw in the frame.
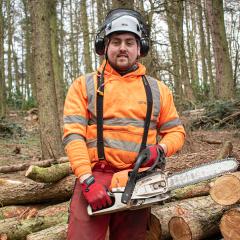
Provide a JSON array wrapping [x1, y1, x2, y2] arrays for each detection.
[[87, 149, 239, 216]]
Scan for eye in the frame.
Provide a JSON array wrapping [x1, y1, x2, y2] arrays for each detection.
[[111, 40, 120, 46], [126, 40, 136, 46]]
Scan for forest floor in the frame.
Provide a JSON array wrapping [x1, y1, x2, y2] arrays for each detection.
[[0, 111, 240, 169], [0, 111, 240, 240]]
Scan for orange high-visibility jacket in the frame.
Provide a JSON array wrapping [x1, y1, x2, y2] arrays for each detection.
[[63, 62, 185, 178]]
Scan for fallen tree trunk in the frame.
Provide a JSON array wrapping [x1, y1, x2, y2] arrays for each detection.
[[220, 206, 240, 240], [210, 172, 240, 205], [0, 205, 44, 220], [0, 157, 68, 174], [168, 196, 231, 240], [26, 223, 68, 240], [0, 174, 75, 206], [25, 162, 72, 183], [0, 202, 69, 240]]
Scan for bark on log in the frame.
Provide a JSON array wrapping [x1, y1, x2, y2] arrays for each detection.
[[0, 174, 75, 206], [0, 205, 44, 220], [147, 181, 211, 240], [210, 172, 240, 205], [26, 223, 68, 240], [0, 202, 69, 240], [0, 157, 68, 174], [26, 224, 111, 240], [168, 196, 231, 240], [220, 206, 240, 240], [25, 162, 72, 183]]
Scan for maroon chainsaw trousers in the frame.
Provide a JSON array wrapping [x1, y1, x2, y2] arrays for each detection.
[[67, 169, 149, 240]]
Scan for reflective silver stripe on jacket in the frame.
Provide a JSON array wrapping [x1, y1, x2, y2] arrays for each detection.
[[159, 118, 182, 131], [87, 138, 141, 153], [85, 73, 96, 117], [88, 117, 157, 129], [84, 73, 161, 128], [64, 115, 88, 126], [146, 75, 160, 121], [63, 133, 85, 147]]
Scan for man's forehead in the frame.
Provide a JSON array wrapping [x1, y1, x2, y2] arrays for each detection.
[[109, 32, 137, 40]]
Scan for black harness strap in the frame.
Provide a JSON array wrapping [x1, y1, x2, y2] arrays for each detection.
[[139, 75, 153, 153], [96, 73, 105, 160], [96, 74, 153, 160]]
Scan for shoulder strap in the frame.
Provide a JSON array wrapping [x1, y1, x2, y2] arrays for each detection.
[[139, 75, 153, 153], [96, 74, 153, 160], [96, 74, 105, 160]]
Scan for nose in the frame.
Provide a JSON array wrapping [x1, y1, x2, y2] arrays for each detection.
[[119, 42, 127, 51]]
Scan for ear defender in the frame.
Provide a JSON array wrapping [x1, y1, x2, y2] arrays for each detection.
[[95, 8, 150, 57], [139, 37, 149, 57], [95, 34, 105, 56]]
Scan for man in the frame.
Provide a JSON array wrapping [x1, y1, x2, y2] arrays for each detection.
[[63, 8, 185, 240]]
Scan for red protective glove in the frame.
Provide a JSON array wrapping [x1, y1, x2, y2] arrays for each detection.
[[81, 175, 112, 211], [141, 145, 165, 168]]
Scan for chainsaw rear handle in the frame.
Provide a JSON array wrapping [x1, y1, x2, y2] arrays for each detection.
[[87, 191, 115, 215]]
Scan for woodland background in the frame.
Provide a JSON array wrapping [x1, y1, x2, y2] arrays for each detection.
[[0, 1, 240, 239], [0, 0, 239, 159]]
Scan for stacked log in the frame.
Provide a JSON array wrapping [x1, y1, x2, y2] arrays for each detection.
[[220, 207, 240, 239], [26, 223, 68, 240], [210, 172, 240, 205], [0, 142, 239, 240]]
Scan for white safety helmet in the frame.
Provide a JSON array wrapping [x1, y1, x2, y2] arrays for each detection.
[[105, 15, 142, 38]]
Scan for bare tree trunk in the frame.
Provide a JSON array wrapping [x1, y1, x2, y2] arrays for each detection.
[[206, 0, 234, 100], [29, 0, 64, 159], [204, 0, 215, 99], [112, 0, 134, 9], [49, 0, 65, 128], [175, 0, 195, 102], [0, 0, 6, 117], [185, 0, 199, 99], [69, 0, 78, 79], [197, 0, 208, 96], [80, 0, 93, 73], [6, 0, 13, 102], [165, 1, 182, 100], [22, 0, 36, 101]]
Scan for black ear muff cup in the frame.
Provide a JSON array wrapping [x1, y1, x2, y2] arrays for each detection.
[[95, 35, 105, 56], [140, 37, 149, 57]]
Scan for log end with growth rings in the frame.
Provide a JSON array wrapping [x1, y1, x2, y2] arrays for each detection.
[[210, 174, 240, 205], [169, 216, 192, 240], [220, 208, 240, 240]]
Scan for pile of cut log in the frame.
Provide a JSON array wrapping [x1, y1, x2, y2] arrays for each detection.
[[0, 145, 239, 240]]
